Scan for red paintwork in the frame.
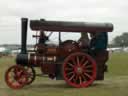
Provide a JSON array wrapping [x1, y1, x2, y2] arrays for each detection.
[[41, 63, 56, 74]]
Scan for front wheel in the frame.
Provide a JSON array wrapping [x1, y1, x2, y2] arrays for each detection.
[[5, 65, 28, 89], [24, 66, 36, 85], [63, 52, 96, 88]]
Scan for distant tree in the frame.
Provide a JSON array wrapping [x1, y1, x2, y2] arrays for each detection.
[[113, 32, 128, 47]]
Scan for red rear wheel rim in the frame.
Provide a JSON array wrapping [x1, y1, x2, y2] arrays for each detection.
[[63, 52, 96, 88]]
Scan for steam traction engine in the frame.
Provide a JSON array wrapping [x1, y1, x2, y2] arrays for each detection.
[[5, 18, 113, 89]]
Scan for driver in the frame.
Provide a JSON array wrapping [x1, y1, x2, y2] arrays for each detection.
[[39, 30, 48, 44], [78, 32, 89, 48]]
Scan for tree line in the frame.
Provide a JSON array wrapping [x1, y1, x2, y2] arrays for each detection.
[[109, 32, 128, 48]]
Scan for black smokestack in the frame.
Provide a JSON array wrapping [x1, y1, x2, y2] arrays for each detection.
[[21, 18, 28, 54]]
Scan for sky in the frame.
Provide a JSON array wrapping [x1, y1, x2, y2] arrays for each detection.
[[0, 0, 128, 44]]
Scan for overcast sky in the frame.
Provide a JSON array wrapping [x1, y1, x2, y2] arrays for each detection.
[[0, 0, 127, 44]]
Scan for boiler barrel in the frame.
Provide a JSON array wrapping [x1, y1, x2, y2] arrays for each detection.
[[30, 19, 113, 32]]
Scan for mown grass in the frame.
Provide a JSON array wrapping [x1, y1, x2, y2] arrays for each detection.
[[0, 52, 128, 96], [107, 52, 128, 76]]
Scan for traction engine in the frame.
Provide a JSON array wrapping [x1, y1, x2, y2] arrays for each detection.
[[5, 18, 113, 89]]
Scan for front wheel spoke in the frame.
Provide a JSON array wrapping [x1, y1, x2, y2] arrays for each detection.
[[83, 72, 93, 80], [8, 73, 14, 78], [20, 74, 26, 80], [18, 79, 23, 83], [11, 69, 15, 73], [27, 74, 33, 78], [19, 78, 26, 83], [26, 70, 31, 73], [11, 78, 16, 83], [27, 72, 33, 77], [16, 69, 22, 73], [13, 83, 19, 86], [14, 67, 18, 72], [25, 67, 29, 70]]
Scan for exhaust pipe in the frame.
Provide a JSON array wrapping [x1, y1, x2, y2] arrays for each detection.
[[21, 18, 28, 54], [16, 18, 28, 65]]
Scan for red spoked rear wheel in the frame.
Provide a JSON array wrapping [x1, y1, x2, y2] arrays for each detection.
[[5, 65, 28, 89], [63, 52, 96, 88]]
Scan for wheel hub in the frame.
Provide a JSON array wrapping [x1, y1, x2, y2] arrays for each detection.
[[74, 66, 83, 75]]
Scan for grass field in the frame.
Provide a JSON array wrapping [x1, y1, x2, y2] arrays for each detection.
[[1, 52, 128, 96]]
